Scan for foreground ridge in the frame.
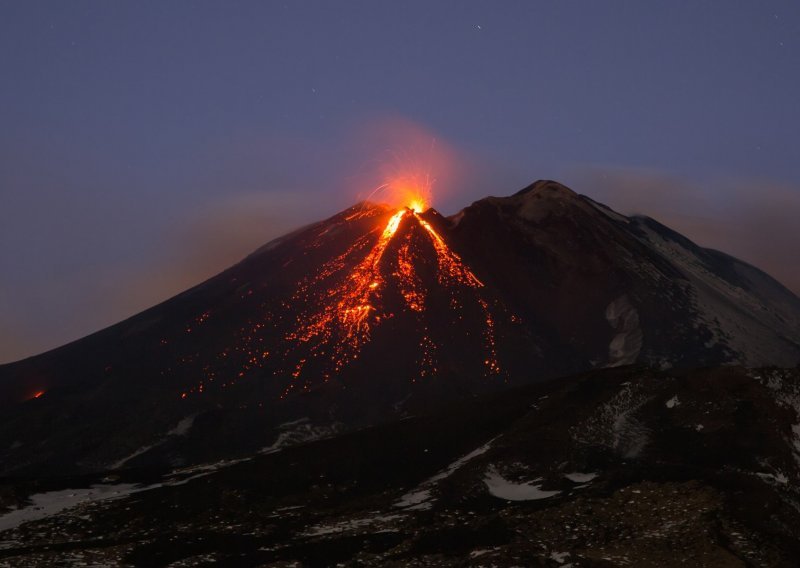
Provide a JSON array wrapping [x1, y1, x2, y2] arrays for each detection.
[[2, 366, 800, 565]]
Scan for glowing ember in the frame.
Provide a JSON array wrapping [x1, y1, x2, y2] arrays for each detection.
[[416, 215, 499, 374], [365, 167, 431, 214], [280, 205, 501, 390], [175, 198, 505, 401], [282, 209, 408, 389], [417, 216, 483, 288], [395, 233, 425, 312], [32, 390, 45, 399]]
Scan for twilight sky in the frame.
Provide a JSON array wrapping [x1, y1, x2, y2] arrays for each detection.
[[2, 1, 800, 363]]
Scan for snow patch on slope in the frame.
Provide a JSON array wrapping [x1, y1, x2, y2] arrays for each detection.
[[0, 456, 246, 536], [0, 484, 138, 533], [572, 382, 651, 458], [564, 472, 598, 483], [634, 220, 800, 366], [302, 513, 405, 537], [168, 415, 196, 436], [394, 489, 432, 510], [751, 370, 800, 469], [484, 466, 560, 501], [0, 454, 259, 535], [605, 295, 643, 367], [395, 437, 496, 510], [111, 414, 197, 469], [261, 419, 342, 454]]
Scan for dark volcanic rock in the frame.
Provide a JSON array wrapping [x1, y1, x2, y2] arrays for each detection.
[[1, 366, 800, 566], [0, 182, 799, 476]]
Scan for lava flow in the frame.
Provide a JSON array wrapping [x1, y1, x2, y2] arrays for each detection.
[[173, 192, 504, 401], [280, 198, 502, 396], [285, 208, 407, 373]]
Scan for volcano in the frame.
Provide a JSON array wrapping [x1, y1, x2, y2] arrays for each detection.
[[1, 180, 799, 475]]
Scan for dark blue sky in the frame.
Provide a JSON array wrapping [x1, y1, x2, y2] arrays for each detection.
[[2, 1, 799, 362]]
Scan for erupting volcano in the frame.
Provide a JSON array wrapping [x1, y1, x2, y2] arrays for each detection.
[[281, 202, 501, 391], [177, 191, 507, 402], [2, 180, 799, 475]]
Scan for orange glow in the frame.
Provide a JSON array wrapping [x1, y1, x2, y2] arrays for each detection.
[[32, 390, 45, 399], [361, 174, 430, 214], [278, 204, 501, 393], [350, 116, 463, 211], [385, 173, 430, 213], [407, 198, 427, 214], [177, 183, 503, 401], [395, 234, 425, 312], [417, 216, 499, 375], [417, 216, 484, 288], [281, 209, 409, 394]]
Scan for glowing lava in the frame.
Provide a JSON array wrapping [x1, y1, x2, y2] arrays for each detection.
[[367, 167, 431, 214], [283, 208, 408, 389], [280, 202, 501, 395], [175, 197, 504, 401], [407, 198, 427, 214]]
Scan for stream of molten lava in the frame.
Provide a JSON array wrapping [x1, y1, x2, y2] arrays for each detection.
[[279, 204, 500, 398], [416, 216, 483, 288], [339, 208, 406, 334], [172, 122, 494, 399], [177, 201, 502, 401], [416, 216, 499, 374], [281, 209, 408, 392]]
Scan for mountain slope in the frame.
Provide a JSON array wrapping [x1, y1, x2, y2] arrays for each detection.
[[0, 180, 798, 475], [2, 366, 800, 566], [448, 181, 800, 370]]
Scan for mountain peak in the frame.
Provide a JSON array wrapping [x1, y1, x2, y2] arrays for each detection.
[[512, 180, 578, 199]]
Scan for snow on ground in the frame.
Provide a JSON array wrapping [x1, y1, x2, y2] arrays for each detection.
[[261, 419, 342, 454], [0, 484, 138, 533], [110, 444, 159, 470], [572, 382, 651, 458], [393, 489, 432, 511], [751, 370, 800, 469], [633, 220, 800, 366], [484, 466, 560, 501], [550, 551, 571, 564], [4, 417, 350, 538], [0, 455, 255, 535], [302, 514, 405, 537], [564, 472, 598, 483], [168, 415, 196, 436], [395, 437, 496, 510], [756, 471, 789, 486], [426, 439, 496, 484], [111, 414, 197, 469], [665, 395, 680, 409], [166, 457, 250, 479], [605, 295, 643, 367]]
